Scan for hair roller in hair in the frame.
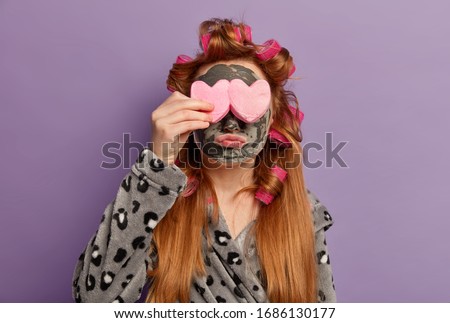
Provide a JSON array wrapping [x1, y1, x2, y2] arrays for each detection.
[[289, 105, 305, 125], [181, 176, 199, 198], [234, 27, 242, 42], [268, 105, 305, 147], [271, 165, 288, 182], [243, 25, 252, 41], [201, 24, 253, 54], [176, 54, 193, 64], [268, 127, 292, 148], [233, 25, 252, 42], [167, 56, 193, 92], [201, 33, 212, 53], [255, 39, 282, 61], [254, 189, 274, 205], [288, 63, 296, 77], [255, 165, 288, 205]]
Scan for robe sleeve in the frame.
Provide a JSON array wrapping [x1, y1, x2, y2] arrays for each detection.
[[71, 148, 187, 302], [307, 189, 337, 303]]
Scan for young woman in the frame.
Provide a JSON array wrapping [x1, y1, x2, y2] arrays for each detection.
[[72, 18, 336, 303]]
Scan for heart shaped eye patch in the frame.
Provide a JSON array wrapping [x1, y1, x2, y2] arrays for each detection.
[[190, 79, 271, 123], [228, 79, 271, 123], [190, 79, 230, 123]]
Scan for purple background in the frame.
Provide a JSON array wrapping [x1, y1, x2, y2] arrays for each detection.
[[0, 0, 448, 302]]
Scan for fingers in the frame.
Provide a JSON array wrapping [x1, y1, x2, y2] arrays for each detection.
[[153, 118, 210, 143], [153, 92, 214, 120], [170, 120, 211, 137], [162, 109, 213, 125], [150, 92, 214, 163]]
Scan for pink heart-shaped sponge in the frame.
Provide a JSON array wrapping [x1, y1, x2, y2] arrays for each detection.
[[229, 79, 271, 123], [190, 80, 230, 123]]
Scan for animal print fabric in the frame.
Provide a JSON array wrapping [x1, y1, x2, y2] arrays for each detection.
[[72, 148, 336, 303]]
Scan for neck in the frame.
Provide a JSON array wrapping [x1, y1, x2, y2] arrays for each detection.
[[202, 156, 256, 199]]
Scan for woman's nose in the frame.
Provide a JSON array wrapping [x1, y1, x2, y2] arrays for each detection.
[[222, 113, 241, 132]]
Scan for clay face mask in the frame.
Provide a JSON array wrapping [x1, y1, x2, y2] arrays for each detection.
[[192, 64, 272, 164]]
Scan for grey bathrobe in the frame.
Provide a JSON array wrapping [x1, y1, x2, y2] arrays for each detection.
[[72, 148, 336, 303]]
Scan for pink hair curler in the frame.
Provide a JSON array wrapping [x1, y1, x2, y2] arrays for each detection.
[[288, 63, 296, 77], [255, 39, 282, 61], [271, 165, 288, 182], [255, 165, 288, 205], [256, 39, 296, 78], [289, 105, 304, 125], [268, 105, 304, 147], [167, 55, 193, 92], [234, 27, 242, 42], [254, 189, 275, 205], [176, 54, 193, 64], [243, 25, 252, 41], [201, 33, 212, 53], [181, 176, 200, 198], [201, 24, 253, 54], [233, 25, 252, 42], [268, 128, 291, 147]]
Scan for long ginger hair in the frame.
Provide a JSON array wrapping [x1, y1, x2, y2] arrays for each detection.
[[146, 18, 316, 303]]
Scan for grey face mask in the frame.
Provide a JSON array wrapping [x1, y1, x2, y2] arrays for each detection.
[[193, 64, 272, 164]]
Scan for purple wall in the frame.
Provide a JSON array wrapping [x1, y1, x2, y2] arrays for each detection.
[[1, 0, 448, 302]]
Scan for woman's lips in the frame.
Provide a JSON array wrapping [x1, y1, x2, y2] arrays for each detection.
[[215, 134, 247, 148]]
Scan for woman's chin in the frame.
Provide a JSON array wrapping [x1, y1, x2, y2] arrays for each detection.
[[200, 151, 256, 169]]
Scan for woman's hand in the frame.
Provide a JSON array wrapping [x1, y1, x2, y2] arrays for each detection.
[[150, 91, 213, 165]]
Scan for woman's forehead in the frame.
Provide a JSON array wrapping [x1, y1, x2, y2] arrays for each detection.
[[195, 60, 266, 83]]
